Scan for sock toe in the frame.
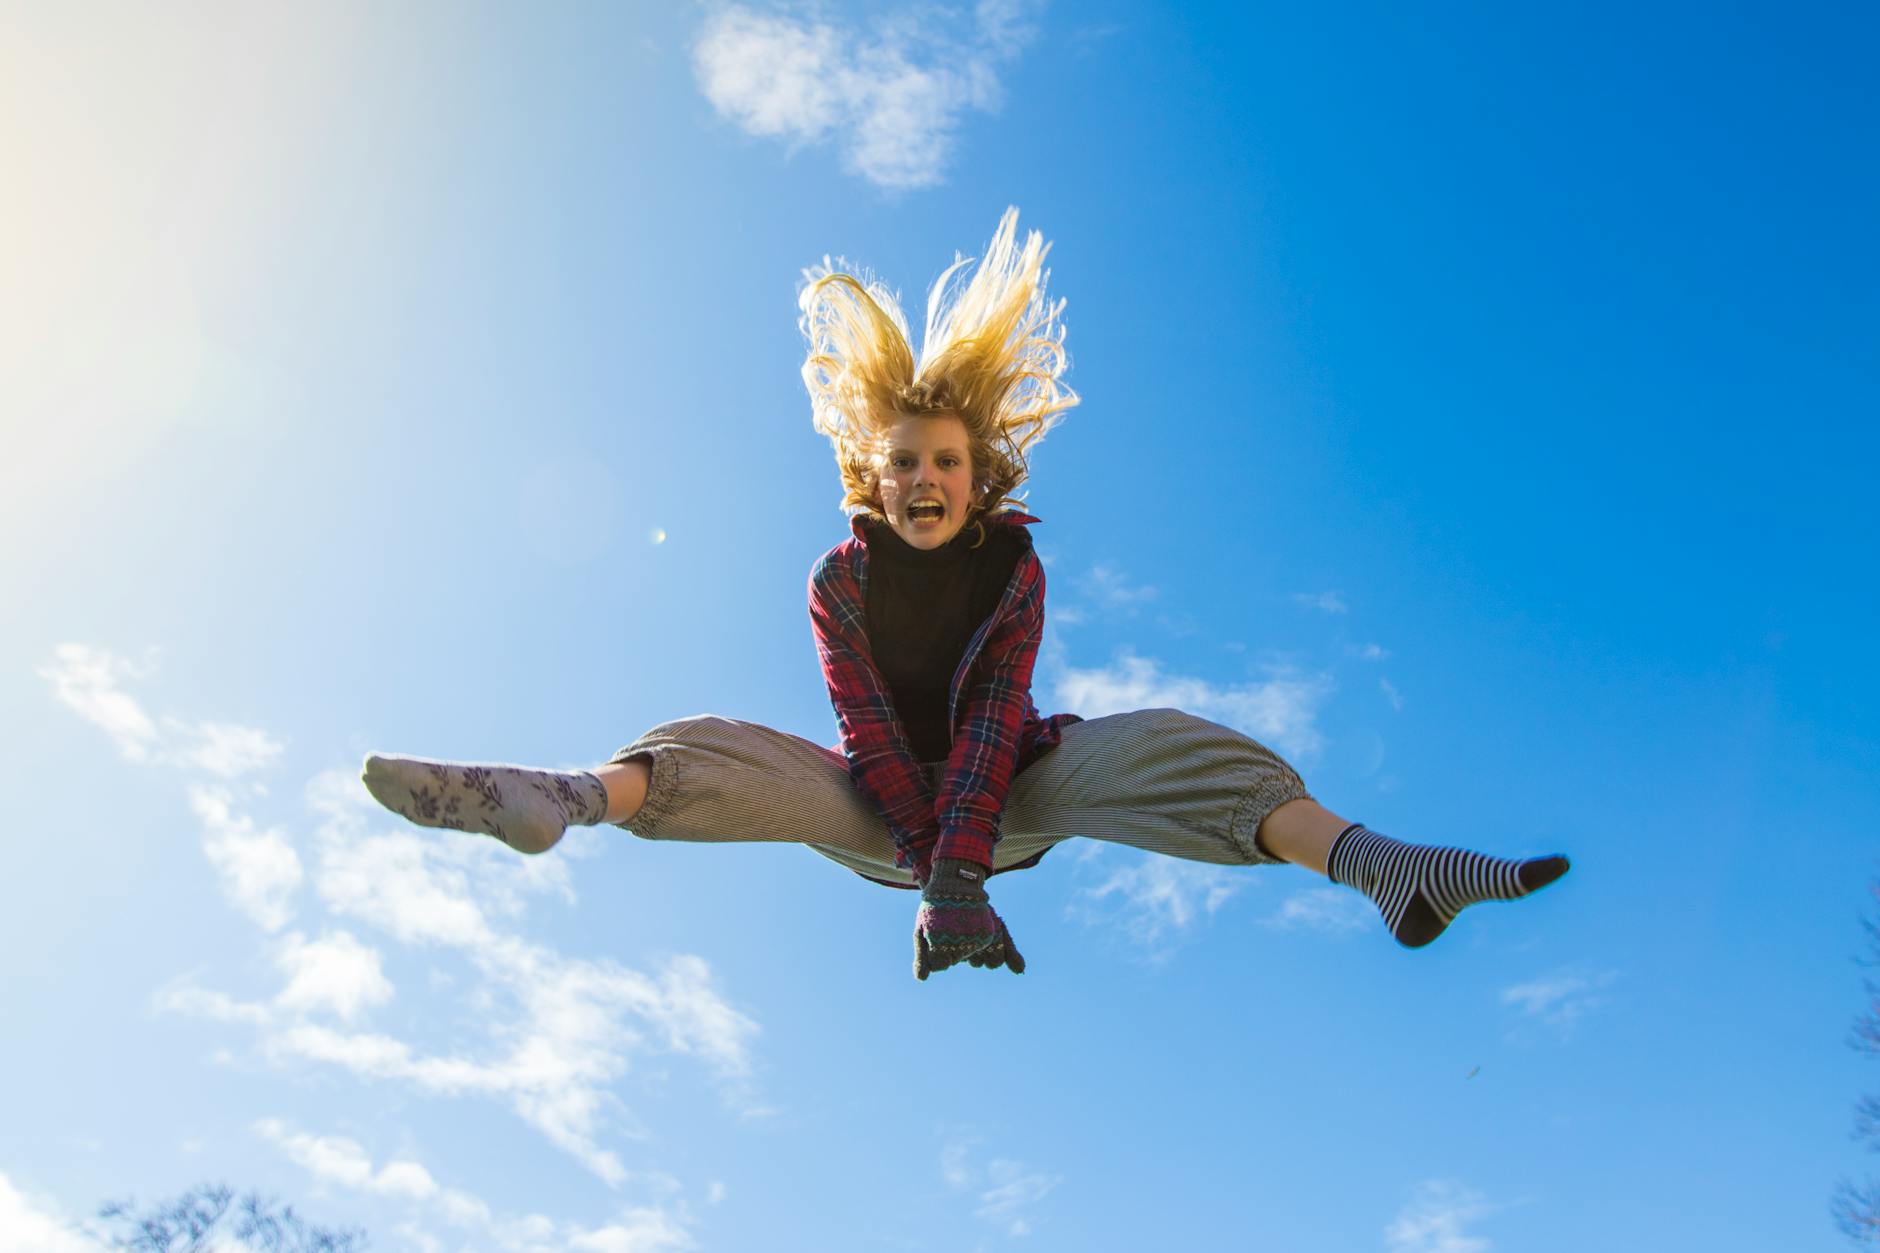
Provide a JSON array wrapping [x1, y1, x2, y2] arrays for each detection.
[[1518, 855, 1571, 894], [360, 754, 397, 802]]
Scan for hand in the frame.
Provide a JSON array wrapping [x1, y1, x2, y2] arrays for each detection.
[[913, 859, 1023, 980]]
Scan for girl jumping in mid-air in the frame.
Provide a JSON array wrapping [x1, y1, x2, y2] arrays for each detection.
[[363, 209, 1569, 979]]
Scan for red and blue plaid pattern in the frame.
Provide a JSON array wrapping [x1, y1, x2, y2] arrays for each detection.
[[808, 511, 1081, 878]]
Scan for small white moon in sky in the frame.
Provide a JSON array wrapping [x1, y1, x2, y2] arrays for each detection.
[[649, 527, 667, 545]]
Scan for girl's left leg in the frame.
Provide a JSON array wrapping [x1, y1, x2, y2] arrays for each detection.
[[1251, 796, 1349, 874], [1255, 796, 1570, 947], [999, 709, 1569, 949]]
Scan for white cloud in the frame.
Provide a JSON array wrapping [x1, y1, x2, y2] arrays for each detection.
[[0, 1172, 93, 1253], [274, 931, 394, 1021], [191, 784, 302, 931], [295, 814, 760, 1183], [1385, 1181, 1493, 1253], [155, 979, 273, 1025], [1353, 642, 1390, 661], [941, 1140, 1061, 1239], [182, 865, 760, 1188], [976, 1158, 1060, 1237], [170, 718, 285, 777], [256, 1120, 696, 1253], [643, 954, 759, 1077], [255, 1119, 440, 1201], [1078, 563, 1157, 610], [1051, 649, 1331, 761], [940, 1140, 973, 1188], [282, 801, 759, 1173], [566, 1209, 695, 1253], [692, 2, 1039, 189], [1292, 590, 1348, 614], [1074, 854, 1244, 949], [36, 643, 160, 760], [1262, 887, 1372, 935], [51, 643, 762, 1188], [37, 643, 283, 777], [1500, 968, 1619, 1032], [315, 828, 495, 948], [1379, 677, 1404, 711]]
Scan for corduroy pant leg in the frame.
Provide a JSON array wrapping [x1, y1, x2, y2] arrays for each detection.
[[608, 714, 922, 886], [994, 708, 1313, 869]]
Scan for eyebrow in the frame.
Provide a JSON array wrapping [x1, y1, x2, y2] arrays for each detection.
[[887, 446, 967, 456]]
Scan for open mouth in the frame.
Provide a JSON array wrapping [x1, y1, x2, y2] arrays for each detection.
[[906, 500, 946, 524]]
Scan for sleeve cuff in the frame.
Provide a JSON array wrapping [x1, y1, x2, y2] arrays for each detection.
[[932, 831, 995, 870]]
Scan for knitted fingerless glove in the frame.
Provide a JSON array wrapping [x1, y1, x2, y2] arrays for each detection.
[[913, 858, 1006, 981]]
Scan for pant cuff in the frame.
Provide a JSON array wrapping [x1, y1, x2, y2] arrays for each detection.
[[1229, 774, 1312, 865], [608, 741, 680, 839]]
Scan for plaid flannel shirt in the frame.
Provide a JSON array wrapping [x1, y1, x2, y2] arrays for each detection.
[[807, 510, 1081, 883]]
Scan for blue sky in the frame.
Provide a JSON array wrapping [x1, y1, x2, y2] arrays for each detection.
[[3, 2, 1876, 1249]]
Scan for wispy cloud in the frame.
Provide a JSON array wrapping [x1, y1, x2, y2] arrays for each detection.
[[1077, 562, 1158, 611], [1261, 887, 1372, 936], [977, 1159, 1061, 1237], [0, 1173, 92, 1253], [1500, 968, 1619, 1034], [191, 784, 303, 932], [273, 930, 394, 1021], [1050, 648, 1331, 760], [940, 1138, 1061, 1238], [1292, 590, 1348, 614], [46, 644, 763, 1188], [692, 1, 1040, 189], [257, 1119, 444, 1203], [1068, 21, 1126, 55], [1071, 853, 1245, 952], [36, 643, 161, 759], [257, 1120, 696, 1252], [213, 827, 761, 1185], [1352, 642, 1390, 661], [1386, 1181, 1493, 1253], [37, 642, 284, 776], [1379, 677, 1404, 711], [38, 644, 300, 930]]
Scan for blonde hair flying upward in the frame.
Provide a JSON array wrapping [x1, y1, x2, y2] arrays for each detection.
[[798, 207, 1078, 523]]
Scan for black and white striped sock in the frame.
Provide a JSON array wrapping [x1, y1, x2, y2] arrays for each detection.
[[1326, 824, 1570, 948]]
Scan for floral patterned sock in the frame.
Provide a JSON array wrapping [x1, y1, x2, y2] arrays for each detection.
[[360, 753, 608, 854]]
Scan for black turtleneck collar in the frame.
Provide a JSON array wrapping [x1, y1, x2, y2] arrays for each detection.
[[860, 516, 987, 568]]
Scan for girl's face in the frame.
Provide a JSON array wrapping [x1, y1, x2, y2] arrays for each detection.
[[875, 413, 979, 550]]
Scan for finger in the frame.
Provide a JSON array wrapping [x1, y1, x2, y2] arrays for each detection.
[[914, 931, 930, 981], [998, 922, 1025, 974]]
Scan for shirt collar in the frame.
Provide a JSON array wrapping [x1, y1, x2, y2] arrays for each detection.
[[849, 509, 1041, 542]]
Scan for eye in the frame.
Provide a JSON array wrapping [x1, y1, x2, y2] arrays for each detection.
[[890, 455, 914, 470], [940, 457, 960, 469]]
